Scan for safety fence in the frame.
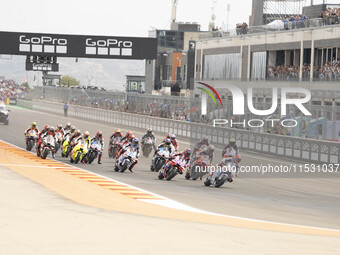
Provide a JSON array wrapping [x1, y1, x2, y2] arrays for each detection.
[[17, 99, 339, 164]]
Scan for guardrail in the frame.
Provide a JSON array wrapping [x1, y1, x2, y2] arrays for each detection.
[[17, 99, 340, 164]]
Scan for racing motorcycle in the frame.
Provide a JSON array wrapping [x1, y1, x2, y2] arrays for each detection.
[[61, 133, 71, 157], [185, 154, 210, 180], [142, 137, 154, 157], [54, 131, 63, 153], [204, 157, 235, 188], [108, 136, 122, 158], [150, 147, 171, 172], [158, 155, 186, 181], [86, 140, 102, 164], [70, 139, 88, 164], [40, 135, 56, 159], [114, 147, 138, 172], [25, 129, 37, 151]]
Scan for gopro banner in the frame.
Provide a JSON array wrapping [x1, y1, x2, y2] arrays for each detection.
[[0, 31, 157, 60]]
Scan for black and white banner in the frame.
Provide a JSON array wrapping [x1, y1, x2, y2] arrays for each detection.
[[0, 31, 157, 60]]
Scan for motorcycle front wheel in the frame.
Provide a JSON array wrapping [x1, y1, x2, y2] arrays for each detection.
[[166, 167, 177, 181]]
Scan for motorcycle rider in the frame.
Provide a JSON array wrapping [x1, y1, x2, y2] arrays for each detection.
[[222, 138, 239, 157], [194, 145, 215, 165], [56, 124, 65, 136], [141, 128, 156, 150], [151, 138, 173, 171], [121, 131, 133, 143], [66, 129, 81, 156], [82, 131, 91, 147], [64, 122, 72, 131], [24, 122, 39, 147], [110, 129, 123, 141], [41, 126, 56, 158], [63, 125, 75, 139], [91, 131, 104, 164], [164, 133, 178, 151], [162, 148, 191, 175], [36, 125, 50, 155], [208, 154, 242, 184], [193, 136, 210, 154], [116, 138, 140, 172]]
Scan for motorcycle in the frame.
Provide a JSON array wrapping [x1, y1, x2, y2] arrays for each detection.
[[158, 155, 186, 181], [204, 157, 236, 188], [40, 135, 56, 159], [185, 154, 210, 180], [150, 147, 170, 172], [86, 140, 102, 164], [61, 133, 71, 157], [54, 131, 63, 153], [25, 129, 37, 151], [108, 136, 122, 158], [142, 137, 154, 157], [70, 139, 88, 164], [114, 147, 137, 172]]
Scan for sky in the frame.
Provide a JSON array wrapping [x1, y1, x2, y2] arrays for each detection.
[[0, 0, 331, 89], [1, 0, 252, 36]]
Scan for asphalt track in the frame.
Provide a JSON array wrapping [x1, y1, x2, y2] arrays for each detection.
[[1, 105, 340, 230]]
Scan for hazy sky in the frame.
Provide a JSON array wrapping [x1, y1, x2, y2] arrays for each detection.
[[1, 0, 253, 36]]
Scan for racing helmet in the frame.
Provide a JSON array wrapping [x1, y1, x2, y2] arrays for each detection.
[[229, 138, 236, 146], [202, 136, 209, 143], [75, 129, 81, 136], [184, 148, 191, 157], [165, 138, 171, 146], [44, 125, 50, 130], [57, 124, 63, 130], [96, 131, 102, 138], [49, 126, 55, 133], [70, 126, 76, 132], [115, 129, 121, 134], [147, 128, 152, 134], [31, 122, 37, 128], [127, 131, 132, 137], [83, 131, 90, 139], [170, 134, 176, 141], [132, 138, 139, 146], [66, 122, 71, 128]]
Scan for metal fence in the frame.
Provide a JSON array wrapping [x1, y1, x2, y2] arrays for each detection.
[[28, 86, 340, 140], [17, 99, 340, 164]]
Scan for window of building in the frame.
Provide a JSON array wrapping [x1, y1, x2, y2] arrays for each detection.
[[203, 53, 240, 80], [183, 65, 187, 81]]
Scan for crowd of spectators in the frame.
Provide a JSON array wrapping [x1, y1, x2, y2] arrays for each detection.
[[267, 58, 340, 81], [283, 15, 310, 30], [236, 22, 248, 35], [0, 79, 27, 104], [267, 65, 300, 80], [320, 7, 340, 25]]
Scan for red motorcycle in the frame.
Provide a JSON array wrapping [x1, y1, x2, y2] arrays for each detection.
[[185, 154, 210, 180], [108, 137, 122, 158], [158, 155, 186, 181]]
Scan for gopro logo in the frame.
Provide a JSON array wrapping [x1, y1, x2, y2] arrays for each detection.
[[19, 35, 68, 54], [85, 38, 133, 56]]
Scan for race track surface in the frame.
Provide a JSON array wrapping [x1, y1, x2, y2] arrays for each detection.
[[1, 106, 339, 230]]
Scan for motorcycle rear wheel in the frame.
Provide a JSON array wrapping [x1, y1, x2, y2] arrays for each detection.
[[214, 176, 229, 188]]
